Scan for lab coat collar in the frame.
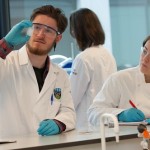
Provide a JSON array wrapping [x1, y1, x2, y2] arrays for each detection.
[[18, 45, 29, 66], [17, 45, 60, 100], [17, 43, 60, 74]]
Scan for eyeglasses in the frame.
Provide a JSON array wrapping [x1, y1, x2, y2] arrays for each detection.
[[141, 47, 150, 58], [32, 23, 60, 37]]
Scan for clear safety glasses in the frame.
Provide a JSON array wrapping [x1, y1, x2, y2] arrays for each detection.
[[141, 47, 150, 58], [32, 23, 60, 37]]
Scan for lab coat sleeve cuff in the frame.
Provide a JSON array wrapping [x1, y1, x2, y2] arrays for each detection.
[[53, 119, 66, 133], [0, 38, 13, 59], [112, 109, 125, 116]]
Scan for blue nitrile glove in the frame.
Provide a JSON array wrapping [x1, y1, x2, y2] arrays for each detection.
[[145, 118, 150, 125], [118, 108, 145, 122], [4, 20, 32, 46], [37, 119, 60, 136]]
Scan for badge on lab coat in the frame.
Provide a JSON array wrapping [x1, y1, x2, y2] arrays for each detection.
[[54, 88, 61, 99]]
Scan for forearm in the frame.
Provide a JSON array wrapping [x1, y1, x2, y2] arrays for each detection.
[[53, 119, 66, 132], [88, 103, 124, 126], [0, 38, 13, 59]]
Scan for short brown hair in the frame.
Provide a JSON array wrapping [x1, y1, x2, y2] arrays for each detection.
[[30, 5, 68, 34]]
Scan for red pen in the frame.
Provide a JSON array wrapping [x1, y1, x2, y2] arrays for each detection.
[[129, 100, 137, 109]]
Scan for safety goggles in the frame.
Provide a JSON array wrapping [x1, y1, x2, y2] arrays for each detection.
[[141, 47, 150, 58], [32, 23, 60, 37]]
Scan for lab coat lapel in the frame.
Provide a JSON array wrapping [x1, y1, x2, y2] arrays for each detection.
[[38, 63, 59, 100], [18, 45, 37, 84]]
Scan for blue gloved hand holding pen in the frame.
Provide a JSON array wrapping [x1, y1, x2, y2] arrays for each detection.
[[4, 20, 32, 47], [118, 108, 145, 122], [37, 119, 60, 136]]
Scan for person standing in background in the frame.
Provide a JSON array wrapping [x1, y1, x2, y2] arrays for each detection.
[[0, 5, 76, 138], [69, 8, 117, 131]]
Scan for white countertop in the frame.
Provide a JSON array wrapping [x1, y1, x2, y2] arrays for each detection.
[[0, 126, 144, 150]]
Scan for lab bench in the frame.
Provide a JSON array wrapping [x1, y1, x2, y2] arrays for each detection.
[[0, 126, 147, 150]]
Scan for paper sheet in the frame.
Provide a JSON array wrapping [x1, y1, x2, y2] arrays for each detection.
[[0, 140, 16, 144]]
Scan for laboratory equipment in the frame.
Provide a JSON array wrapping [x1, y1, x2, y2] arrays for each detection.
[[100, 113, 119, 150], [137, 124, 150, 150], [59, 57, 72, 74], [50, 55, 67, 64], [22, 27, 33, 36]]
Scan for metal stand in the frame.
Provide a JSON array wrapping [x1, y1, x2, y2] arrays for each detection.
[[141, 139, 149, 150]]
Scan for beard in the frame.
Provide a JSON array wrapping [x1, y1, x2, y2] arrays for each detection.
[[26, 41, 56, 56]]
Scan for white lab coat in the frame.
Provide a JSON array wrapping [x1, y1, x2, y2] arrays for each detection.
[[0, 45, 76, 138], [70, 45, 117, 130], [88, 66, 150, 126]]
